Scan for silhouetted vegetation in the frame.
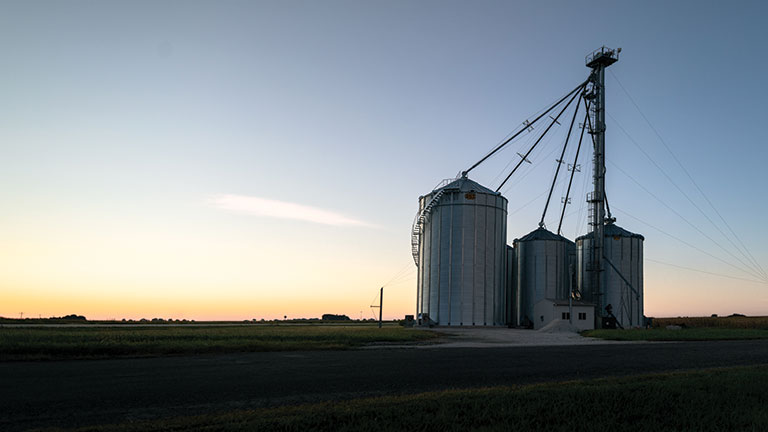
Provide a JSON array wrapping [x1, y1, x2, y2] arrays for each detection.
[[65, 366, 768, 431], [321, 314, 351, 321], [0, 314, 87, 324], [0, 316, 388, 325], [652, 315, 768, 329]]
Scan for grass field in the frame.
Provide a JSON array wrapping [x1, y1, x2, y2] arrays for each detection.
[[0, 324, 437, 361], [51, 365, 768, 431], [585, 315, 768, 341], [584, 327, 768, 341], [652, 315, 768, 329]]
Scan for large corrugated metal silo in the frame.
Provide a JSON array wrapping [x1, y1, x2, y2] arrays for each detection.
[[513, 227, 576, 327], [577, 222, 644, 328], [415, 175, 508, 326]]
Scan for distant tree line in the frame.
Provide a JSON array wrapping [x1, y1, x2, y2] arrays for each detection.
[[322, 314, 351, 321], [0, 314, 87, 323], [58, 314, 87, 320]]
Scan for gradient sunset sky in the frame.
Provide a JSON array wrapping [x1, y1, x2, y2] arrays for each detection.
[[2, 0, 767, 320]]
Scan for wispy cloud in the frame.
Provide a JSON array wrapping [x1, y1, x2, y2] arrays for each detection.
[[209, 194, 377, 228]]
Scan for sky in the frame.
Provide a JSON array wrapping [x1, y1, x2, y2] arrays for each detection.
[[1, 0, 767, 320]]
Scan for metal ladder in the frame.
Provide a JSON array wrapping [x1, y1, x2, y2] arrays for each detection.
[[411, 189, 445, 266]]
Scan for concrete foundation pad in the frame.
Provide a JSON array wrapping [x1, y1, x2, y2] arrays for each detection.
[[415, 327, 628, 348]]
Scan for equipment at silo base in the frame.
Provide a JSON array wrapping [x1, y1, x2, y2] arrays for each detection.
[[601, 316, 617, 329], [601, 304, 623, 330], [414, 175, 508, 326], [513, 227, 577, 328], [416, 313, 436, 327], [402, 315, 415, 327], [577, 222, 644, 328]]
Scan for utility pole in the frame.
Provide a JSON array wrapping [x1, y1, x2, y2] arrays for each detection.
[[370, 287, 384, 328], [378, 287, 383, 328], [585, 46, 620, 328]]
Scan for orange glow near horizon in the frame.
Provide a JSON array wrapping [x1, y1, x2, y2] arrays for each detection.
[[1, 280, 417, 322], [0, 175, 763, 323], [0, 225, 418, 321], [4, 261, 765, 321]]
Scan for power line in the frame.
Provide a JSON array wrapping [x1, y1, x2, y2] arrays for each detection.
[[507, 175, 570, 218], [387, 269, 417, 286], [383, 261, 415, 287], [645, 257, 767, 285], [607, 122, 767, 281], [609, 70, 768, 281], [612, 205, 766, 282], [384, 276, 417, 288]]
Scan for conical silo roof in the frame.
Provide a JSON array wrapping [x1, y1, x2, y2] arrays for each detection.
[[434, 176, 498, 195], [576, 222, 645, 242], [515, 227, 575, 244]]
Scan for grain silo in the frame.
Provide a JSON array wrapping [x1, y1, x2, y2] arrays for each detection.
[[513, 227, 576, 327], [413, 174, 508, 326], [577, 222, 644, 328]]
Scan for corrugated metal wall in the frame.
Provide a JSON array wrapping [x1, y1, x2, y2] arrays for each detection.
[[513, 234, 575, 327], [416, 184, 508, 326], [577, 227, 644, 328]]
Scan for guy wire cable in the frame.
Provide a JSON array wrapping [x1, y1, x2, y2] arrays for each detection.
[[540, 93, 583, 228], [558, 100, 591, 235], [464, 79, 589, 175], [496, 84, 585, 192]]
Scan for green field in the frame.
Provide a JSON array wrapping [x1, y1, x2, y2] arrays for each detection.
[[652, 315, 768, 329], [584, 327, 768, 341], [53, 365, 768, 431], [0, 324, 438, 361], [585, 315, 768, 341]]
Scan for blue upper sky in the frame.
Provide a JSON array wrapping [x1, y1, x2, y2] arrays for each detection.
[[1, 0, 766, 319]]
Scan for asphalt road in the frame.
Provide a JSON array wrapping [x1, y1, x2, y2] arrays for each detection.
[[3, 340, 768, 431]]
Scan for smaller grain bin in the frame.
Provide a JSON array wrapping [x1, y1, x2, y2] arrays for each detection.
[[576, 222, 644, 328], [513, 227, 576, 327]]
